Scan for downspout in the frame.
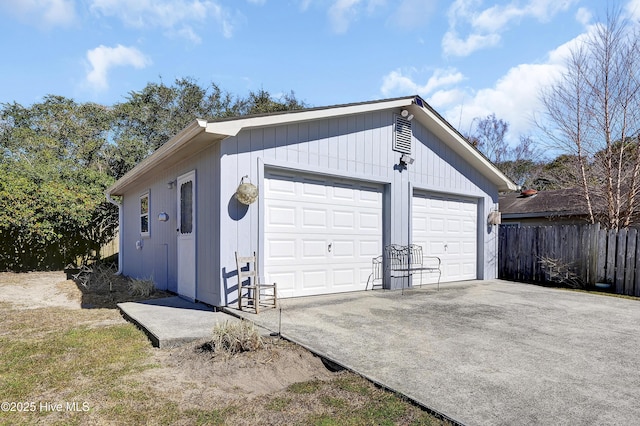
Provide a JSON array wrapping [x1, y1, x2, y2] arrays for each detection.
[[105, 191, 123, 275]]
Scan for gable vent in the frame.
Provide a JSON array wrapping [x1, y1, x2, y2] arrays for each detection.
[[393, 114, 412, 154]]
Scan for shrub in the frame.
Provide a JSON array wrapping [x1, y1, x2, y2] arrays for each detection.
[[128, 277, 155, 298], [211, 320, 264, 355]]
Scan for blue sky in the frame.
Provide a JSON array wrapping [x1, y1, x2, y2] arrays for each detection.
[[0, 0, 637, 144]]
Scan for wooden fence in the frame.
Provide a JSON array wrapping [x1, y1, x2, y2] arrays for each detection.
[[498, 223, 640, 297]]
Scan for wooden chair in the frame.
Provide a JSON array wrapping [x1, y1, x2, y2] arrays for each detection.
[[235, 251, 277, 314]]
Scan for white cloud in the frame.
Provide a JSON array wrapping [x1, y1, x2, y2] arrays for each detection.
[[387, 0, 437, 30], [327, 0, 386, 33], [0, 0, 76, 28], [85, 45, 151, 91], [575, 7, 592, 26], [442, 31, 501, 57], [443, 0, 578, 57], [89, 0, 237, 40], [328, 0, 363, 33], [626, 0, 640, 21], [453, 62, 564, 139], [381, 67, 466, 98], [380, 37, 581, 144]]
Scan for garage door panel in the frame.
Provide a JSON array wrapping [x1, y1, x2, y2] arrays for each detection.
[[462, 241, 475, 255], [333, 211, 355, 229], [302, 208, 327, 227], [333, 185, 357, 201], [413, 193, 477, 283], [360, 240, 380, 257], [301, 179, 327, 198], [360, 212, 380, 230], [266, 239, 296, 260], [430, 218, 445, 232], [332, 240, 355, 258], [269, 272, 295, 297], [302, 240, 327, 258], [267, 206, 296, 227], [265, 172, 382, 298], [267, 176, 296, 195], [302, 270, 328, 289], [333, 268, 355, 286], [360, 188, 381, 203]]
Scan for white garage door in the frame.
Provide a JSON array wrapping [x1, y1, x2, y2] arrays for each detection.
[[412, 193, 478, 283], [264, 171, 383, 298]]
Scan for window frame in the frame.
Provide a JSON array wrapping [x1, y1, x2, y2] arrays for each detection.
[[140, 191, 150, 237]]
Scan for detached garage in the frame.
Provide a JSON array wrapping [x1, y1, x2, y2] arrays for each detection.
[[106, 95, 516, 308]]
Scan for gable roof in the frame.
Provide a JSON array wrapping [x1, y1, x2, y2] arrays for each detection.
[[107, 95, 518, 196]]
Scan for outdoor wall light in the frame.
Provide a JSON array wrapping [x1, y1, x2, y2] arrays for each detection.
[[167, 180, 176, 189], [235, 175, 258, 205], [401, 109, 414, 121], [158, 212, 169, 222], [399, 153, 415, 167]]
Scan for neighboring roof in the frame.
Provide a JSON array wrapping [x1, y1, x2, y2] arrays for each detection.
[[106, 95, 518, 196], [499, 189, 589, 219]]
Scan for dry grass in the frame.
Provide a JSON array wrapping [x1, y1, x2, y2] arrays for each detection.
[[128, 277, 155, 298], [0, 273, 451, 425], [209, 320, 264, 356]]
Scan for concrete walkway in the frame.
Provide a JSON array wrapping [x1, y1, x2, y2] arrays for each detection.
[[119, 281, 640, 425], [225, 280, 640, 426], [118, 296, 238, 348]]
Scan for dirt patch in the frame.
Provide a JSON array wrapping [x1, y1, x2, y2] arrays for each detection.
[[0, 271, 82, 310], [0, 271, 337, 406], [138, 337, 337, 410]]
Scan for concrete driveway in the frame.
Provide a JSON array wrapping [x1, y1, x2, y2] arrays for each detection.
[[228, 280, 640, 425]]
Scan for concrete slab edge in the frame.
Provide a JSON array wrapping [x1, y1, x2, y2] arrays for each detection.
[[117, 303, 161, 348], [221, 307, 465, 426]]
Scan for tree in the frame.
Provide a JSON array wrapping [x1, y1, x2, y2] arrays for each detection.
[[539, 7, 640, 229], [466, 114, 542, 188], [0, 96, 117, 270], [109, 78, 306, 179], [0, 79, 306, 270]]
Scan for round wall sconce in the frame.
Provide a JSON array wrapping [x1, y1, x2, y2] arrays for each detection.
[[158, 212, 169, 222], [235, 175, 258, 205]]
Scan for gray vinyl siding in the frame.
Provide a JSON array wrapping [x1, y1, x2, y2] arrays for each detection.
[[120, 143, 221, 305], [219, 110, 499, 303], [119, 108, 500, 307]]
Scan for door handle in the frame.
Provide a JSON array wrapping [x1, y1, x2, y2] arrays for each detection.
[[328, 243, 332, 252]]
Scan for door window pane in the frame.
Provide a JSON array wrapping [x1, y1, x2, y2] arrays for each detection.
[[180, 181, 193, 234]]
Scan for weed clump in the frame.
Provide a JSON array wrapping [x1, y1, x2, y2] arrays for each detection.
[[210, 320, 264, 356], [128, 277, 155, 298]]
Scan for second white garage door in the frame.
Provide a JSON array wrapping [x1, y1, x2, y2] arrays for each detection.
[[264, 171, 383, 298], [412, 193, 478, 283]]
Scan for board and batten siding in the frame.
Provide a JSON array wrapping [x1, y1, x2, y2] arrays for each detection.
[[219, 109, 500, 305], [120, 142, 221, 306]]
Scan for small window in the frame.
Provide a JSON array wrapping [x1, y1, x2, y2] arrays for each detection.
[[140, 192, 150, 236]]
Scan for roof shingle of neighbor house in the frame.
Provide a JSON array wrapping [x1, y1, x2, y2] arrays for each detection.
[[499, 188, 589, 219]]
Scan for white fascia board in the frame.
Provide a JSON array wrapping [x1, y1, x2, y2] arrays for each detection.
[[106, 119, 209, 196], [203, 98, 414, 136], [408, 103, 518, 192]]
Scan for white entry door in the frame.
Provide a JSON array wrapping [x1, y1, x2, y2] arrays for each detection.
[[412, 193, 477, 282], [264, 171, 383, 298], [177, 170, 196, 300]]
